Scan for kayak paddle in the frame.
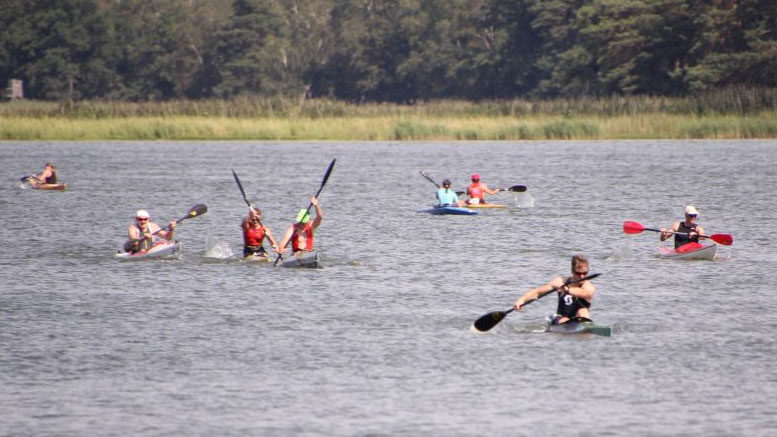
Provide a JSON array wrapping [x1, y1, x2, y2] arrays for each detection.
[[455, 184, 527, 196], [273, 159, 336, 266], [419, 171, 440, 188], [231, 169, 255, 210], [124, 204, 208, 252], [622, 221, 733, 245], [470, 273, 601, 333]]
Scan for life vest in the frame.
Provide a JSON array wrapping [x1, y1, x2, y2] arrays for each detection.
[[468, 182, 484, 201], [291, 223, 314, 252], [133, 223, 154, 252], [243, 224, 266, 247], [675, 222, 698, 248]]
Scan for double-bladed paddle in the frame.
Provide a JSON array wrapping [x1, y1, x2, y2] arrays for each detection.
[[419, 171, 527, 195], [622, 221, 733, 245], [124, 204, 208, 252], [470, 273, 601, 333], [231, 169, 255, 210], [273, 159, 336, 266]]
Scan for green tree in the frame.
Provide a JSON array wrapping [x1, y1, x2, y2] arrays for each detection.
[[211, 0, 296, 98]]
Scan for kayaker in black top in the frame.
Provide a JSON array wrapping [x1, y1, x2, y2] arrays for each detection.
[[26, 162, 57, 187], [660, 205, 706, 249], [513, 254, 596, 324]]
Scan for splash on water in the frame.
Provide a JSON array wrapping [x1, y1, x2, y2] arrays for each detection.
[[514, 192, 535, 208], [204, 237, 234, 258]]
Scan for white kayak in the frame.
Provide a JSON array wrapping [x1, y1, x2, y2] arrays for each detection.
[[115, 241, 182, 260], [659, 242, 717, 260], [280, 251, 319, 268]]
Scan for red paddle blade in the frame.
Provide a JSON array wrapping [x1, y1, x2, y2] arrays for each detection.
[[623, 221, 645, 234], [709, 234, 733, 246]]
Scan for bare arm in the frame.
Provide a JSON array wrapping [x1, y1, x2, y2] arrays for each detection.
[[264, 226, 279, 247], [482, 184, 500, 195], [277, 226, 294, 253], [514, 276, 565, 310], [310, 197, 323, 230]]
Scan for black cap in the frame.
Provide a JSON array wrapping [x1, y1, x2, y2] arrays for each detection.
[[442, 179, 452, 186]]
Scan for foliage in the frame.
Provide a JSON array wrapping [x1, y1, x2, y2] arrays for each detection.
[[1, 0, 776, 102]]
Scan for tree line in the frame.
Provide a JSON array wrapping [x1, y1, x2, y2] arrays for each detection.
[[1, 0, 775, 103]]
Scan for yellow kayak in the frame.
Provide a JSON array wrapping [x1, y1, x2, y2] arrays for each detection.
[[462, 203, 507, 209]]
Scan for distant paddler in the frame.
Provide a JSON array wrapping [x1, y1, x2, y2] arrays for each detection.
[[22, 162, 65, 189], [513, 254, 598, 326], [241, 207, 279, 260], [277, 196, 323, 256], [124, 209, 177, 254], [465, 173, 501, 205], [436, 179, 463, 207]]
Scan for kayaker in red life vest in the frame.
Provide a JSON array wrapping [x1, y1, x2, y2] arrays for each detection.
[[27, 163, 58, 187], [513, 254, 597, 325], [660, 205, 706, 249], [277, 197, 323, 255], [241, 207, 279, 258], [124, 209, 177, 253], [466, 173, 501, 205]]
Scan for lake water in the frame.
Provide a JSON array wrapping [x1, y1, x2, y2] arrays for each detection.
[[1, 140, 776, 435]]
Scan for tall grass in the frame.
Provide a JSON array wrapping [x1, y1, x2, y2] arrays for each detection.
[[1, 87, 777, 140]]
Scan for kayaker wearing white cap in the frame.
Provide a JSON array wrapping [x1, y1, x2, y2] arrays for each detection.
[[660, 205, 706, 249], [124, 209, 177, 253], [277, 197, 323, 255]]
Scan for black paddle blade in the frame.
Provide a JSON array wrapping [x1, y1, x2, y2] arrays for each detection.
[[507, 185, 527, 192], [472, 310, 511, 332], [178, 204, 208, 222]]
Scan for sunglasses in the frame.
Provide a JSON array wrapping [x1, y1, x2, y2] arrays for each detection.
[[573, 270, 589, 276], [686, 214, 698, 218], [136, 217, 148, 221]]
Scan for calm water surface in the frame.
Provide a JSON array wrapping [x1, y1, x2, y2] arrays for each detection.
[[1, 140, 776, 436]]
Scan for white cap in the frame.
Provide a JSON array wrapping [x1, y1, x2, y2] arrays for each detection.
[[135, 209, 150, 219], [684, 205, 698, 216]]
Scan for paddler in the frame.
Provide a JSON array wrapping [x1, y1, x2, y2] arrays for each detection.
[[660, 205, 706, 249], [26, 162, 58, 187], [436, 179, 463, 207], [124, 209, 177, 253], [277, 197, 323, 255], [241, 207, 279, 259], [465, 173, 501, 205], [513, 255, 597, 325]]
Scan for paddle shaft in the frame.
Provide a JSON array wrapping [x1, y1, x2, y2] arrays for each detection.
[[419, 171, 440, 188], [273, 159, 336, 266], [640, 226, 721, 241], [231, 169, 254, 210]]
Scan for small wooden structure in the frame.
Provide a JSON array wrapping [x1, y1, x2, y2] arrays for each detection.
[[6, 79, 23, 100]]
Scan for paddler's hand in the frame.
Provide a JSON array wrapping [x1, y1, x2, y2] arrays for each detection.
[[513, 299, 525, 310], [688, 230, 698, 239], [168, 221, 177, 230], [660, 228, 671, 240]]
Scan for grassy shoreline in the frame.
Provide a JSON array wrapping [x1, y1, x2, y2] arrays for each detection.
[[3, 90, 777, 140], [2, 113, 777, 140]]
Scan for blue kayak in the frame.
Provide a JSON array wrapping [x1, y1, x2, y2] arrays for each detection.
[[417, 206, 479, 215]]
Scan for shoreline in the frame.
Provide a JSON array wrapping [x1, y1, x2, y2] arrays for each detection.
[[2, 113, 777, 141]]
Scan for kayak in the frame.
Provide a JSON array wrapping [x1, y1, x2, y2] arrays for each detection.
[[115, 241, 182, 260], [280, 251, 319, 268], [546, 319, 611, 337], [26, 182, 68, 191], [463, 203, 507, 209], [417, 206, 479, 215], [244, 253, 271, 263], [659, 242, 717, 260]]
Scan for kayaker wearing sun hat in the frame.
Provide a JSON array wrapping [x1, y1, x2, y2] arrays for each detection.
[[466, 173, 501, 205], [660, 205, 706, 249], [124, 209, 177, 253], [277, 197, 323, 255]]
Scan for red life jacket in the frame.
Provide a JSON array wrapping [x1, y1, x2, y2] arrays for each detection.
[[468, 182, 484, 200], [243, 225, 266, 246], [291, 223, 314, 252]]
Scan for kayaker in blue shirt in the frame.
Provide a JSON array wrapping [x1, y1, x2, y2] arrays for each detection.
[[660, 205, 706, 249], [436, 179, 463, 207]]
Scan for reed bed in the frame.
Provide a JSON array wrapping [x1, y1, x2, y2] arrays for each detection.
[[2, 114, 777, 140]]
